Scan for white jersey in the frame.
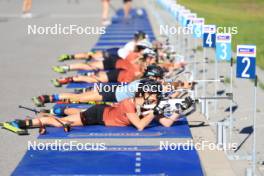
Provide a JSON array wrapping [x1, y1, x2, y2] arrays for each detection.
[[117, 40, 136, 59]]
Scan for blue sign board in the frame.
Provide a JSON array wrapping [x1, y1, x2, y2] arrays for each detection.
[[192, 18, 204, 38], [216, 33, 232, 61], [236, 45, 256, 79], [203, 25, 216, 48]]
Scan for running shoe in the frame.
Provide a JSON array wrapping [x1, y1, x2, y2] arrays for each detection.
[[51, 79, 62, 87], [32, 96, 45, 107], [58, 54, 71, 62], [21, 13, 32, 18], [52, 66, 67, 73]]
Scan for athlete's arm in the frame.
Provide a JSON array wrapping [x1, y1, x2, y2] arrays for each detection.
[[158, 113, 180, 127], [127, 112, 155, 131]]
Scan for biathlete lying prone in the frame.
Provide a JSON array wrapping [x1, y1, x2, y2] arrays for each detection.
[[33, 65, 194, 107], [51, 46, 186, 87], [57, 30, 148, 62], [52, 40, 152, 74], [8, 80, 184, 134], [53, 39, 185, 74], [51, 48, 159, 86]]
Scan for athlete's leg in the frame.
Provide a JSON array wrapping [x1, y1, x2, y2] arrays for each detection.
[[69, 62, 104, 71], [74, 51, 103, 60], [59, 90, 103, 103], [102, 0, 111, 25], [22, 0, 32, 14], [64, 108, 82, 115], [33, 90, 102, 106], [123, 0, 132, 19], [51, 72, 109, 87], [52, 62, 104, 73], [73, 72, 108, 83], [32, 113, 83, 127]]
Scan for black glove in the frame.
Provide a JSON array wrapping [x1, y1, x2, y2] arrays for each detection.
[[181, 97, 194, 110], [154, 103, 170, 116]]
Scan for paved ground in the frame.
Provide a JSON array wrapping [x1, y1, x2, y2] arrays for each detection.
[[0, 0, 263, 175]]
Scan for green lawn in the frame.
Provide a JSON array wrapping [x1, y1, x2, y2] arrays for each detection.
[[177, 0, 264, 69]]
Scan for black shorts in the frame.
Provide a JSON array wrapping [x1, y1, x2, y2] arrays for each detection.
[[103, 48, 119, 59], [103, 57, 120, 70], [80, 105, 108, 126], [98, 85, 118, 102], [106, 69, 121, 82]]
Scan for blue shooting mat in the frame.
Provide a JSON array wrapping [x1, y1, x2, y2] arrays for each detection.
[[99, 35, 156, 41], [97, 33, 155, 37], [103, 31, 154, 35], [116, 8, 148, 17], [77, 69, 109, 74], [95, 41, 128, 46], [53, 103, 93, 109], [38, 114, 191, 139], [66, 82, 123, 89], [12, 146, 203, 176], [106, 27, 153, 31], [97, 39, 132, 43], [105, 28, 153, 32]]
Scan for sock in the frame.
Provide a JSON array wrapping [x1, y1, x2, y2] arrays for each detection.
[[13, 119, 28, 129], [52, 107, 66, 116], [69, 55, 75, 59], [52, 94, 60, 102], [26, 119, 33, 127], [87, 52, 94, 56], [61, 65, 70, 71], [59, 77, 73, 84], [67, 77, 73, 82]]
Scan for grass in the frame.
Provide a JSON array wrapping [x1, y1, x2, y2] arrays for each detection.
[[177, 0, 264, 69], [224, 77, 231, 84], [259, 81, 264, 90]]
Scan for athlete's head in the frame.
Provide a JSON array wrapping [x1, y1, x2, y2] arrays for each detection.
[[143, 64, 164, 81], [141, 48, 157, 65], [134, 30, 147, 41], [135, 39, 152, 52], [135, 79, 162, 108]]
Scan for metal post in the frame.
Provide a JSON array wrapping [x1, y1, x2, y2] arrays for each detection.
[[202, 48, 206, 115], [252, 75, 257, 175], [229, 58, 233, 147], [181, 29, 184, 56], [223, 123, 227, 149], [205, 99, 209, 119], [194, 39, 197, 97], [217, 122, 223, 145], [214, 59, 218, 112], [217, 122, 227, 149], [176, 24, 180, 54]]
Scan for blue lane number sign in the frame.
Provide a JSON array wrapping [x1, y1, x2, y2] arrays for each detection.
[[203, 25, 216, 48], [192, 18, 204, 38], [236, 45, 256, 79], [184, 13, 197, 27], [178, 9, 190, 26], [216, 33, 232, 61]]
